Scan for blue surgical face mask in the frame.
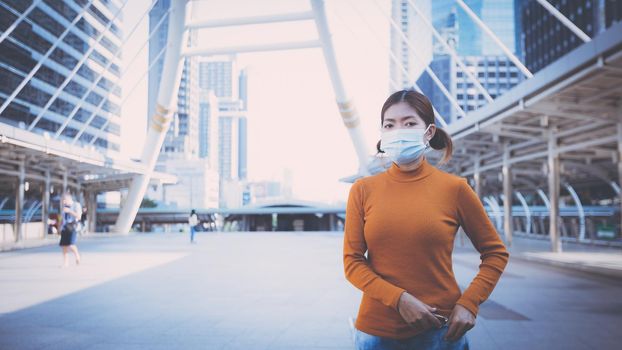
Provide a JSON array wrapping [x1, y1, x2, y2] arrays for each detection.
[[380, 125, 431, 166]]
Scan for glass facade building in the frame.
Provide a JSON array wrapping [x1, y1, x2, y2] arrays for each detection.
[[520, 0, 622, 73], [397, 0, 524, 123], [0, 0, 123, 151]]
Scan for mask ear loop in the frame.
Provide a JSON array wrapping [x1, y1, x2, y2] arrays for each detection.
[[423, 124, 433, 149]]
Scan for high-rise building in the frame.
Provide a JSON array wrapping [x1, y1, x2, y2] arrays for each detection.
[[401, 0, 523, 123], [238, 68, 248, 109], [199, 59, 248, 180], [432, 0, 518, 56], [520, 0, 622, 73], [390, 0, 433, 90], [199, 58, 238, 99], [198, 90, 218, 167], [0, 0, 124, 151], [198, 57, 248, 208], [149, 0, 199, 158]]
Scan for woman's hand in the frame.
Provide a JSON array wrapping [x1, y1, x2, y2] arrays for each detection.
[[397, 292, 442, 330], [444, 304, 475, 342]]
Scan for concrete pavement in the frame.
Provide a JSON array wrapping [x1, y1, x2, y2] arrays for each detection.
[[0, 232, 620, 349]]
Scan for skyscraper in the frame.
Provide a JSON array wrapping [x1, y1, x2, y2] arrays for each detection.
[[198, 58, 248, 181], [0, 0, 124, 151], [198, 57, 248, 208], [198, 89, 218, 166], [148, 0, 199, 158], [398, 0, 523, 122], [520, 0, 622, 73], [390, 0, 433, 90]]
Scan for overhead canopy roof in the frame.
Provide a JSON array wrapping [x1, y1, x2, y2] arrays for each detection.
[[0, 123, 176, 193], [429, 21, 622, 194]]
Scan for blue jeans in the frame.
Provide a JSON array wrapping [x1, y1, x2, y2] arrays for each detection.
[[190, 226, 196, 242], [354, 325, 469, 350]]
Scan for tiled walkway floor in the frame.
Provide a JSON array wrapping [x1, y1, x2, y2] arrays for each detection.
[[1, 232, 620, 349]]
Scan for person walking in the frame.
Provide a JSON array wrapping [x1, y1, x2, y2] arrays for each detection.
[[188, 209, 199, 243], [344, 90, 510, 350], [59, 192, 82, 267]]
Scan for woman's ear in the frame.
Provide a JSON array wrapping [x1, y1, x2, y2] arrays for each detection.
[[426, 124, 436, 142]]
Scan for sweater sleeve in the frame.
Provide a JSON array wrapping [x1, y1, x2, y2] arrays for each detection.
[[455, 179, 510, 317], [343, 180, 406, 310]]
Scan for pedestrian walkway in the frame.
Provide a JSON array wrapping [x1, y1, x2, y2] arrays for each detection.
[[1, 232, 620, 349], [509, 235, 622, 279]]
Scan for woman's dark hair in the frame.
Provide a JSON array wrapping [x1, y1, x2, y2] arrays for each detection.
[[376, 89, 453, 165], [190, 209, 196, 215]]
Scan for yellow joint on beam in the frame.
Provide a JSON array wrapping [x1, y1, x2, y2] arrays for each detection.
[[339, 109, 357, 119], [343, 119, 360, 129], [156, 104, 170, 116], [150, 122, 165, 133], [336, 100, 353, 110], [152, 113, 172, 124]]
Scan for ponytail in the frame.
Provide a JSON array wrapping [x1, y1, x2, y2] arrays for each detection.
[[429, 127, 453, 165]]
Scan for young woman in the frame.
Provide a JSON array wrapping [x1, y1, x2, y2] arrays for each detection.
[[344, 90, 509, 350], [59, 193, 82, 268]]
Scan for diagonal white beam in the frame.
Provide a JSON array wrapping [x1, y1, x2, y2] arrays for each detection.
[[342, 0, 447, 126], [311, 0, 371, 174], [405, 0, 492, 103], [535, 0, 591, 43], [115, 0, 189, 233], [372, 0, 467, 119], [88, 45, 168, 146], [186, 11, 315, 29], [0, 0, 44, 46]]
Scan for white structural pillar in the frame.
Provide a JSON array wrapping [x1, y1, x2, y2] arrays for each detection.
[[115, 0, 188, 233], [474, 156, 482, 198], [42, 170, 50, 238], [502, 147, 513, 246], [15, 159, 25, 242], [86, 191, 97, 233], [548, 131, 562, 252], [310, 0, 370, 175]]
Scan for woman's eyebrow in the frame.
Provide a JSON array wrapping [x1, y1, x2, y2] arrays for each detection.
[[384, 116, 417, 123]]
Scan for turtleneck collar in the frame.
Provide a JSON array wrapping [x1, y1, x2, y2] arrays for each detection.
[[385, 157, 434, 182]]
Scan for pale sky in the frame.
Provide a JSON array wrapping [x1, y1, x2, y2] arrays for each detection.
[[120, 0, 391, 204]]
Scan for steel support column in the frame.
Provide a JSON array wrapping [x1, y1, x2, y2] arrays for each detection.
[[14, 159, 25, 242], [85, 190, 96, 233], [548, 132, 562, 252], [474, 155, 482, 198], [502, 147, 513, 246], [42, 170, 50, 238]]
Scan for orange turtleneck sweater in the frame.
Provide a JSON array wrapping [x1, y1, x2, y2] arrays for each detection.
[[343, 158, 509, 339]]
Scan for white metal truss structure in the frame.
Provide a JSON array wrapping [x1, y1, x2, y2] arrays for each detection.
[[378, 0, 622, 252], [115, 0, 369, 232], [438, 21, 622, 252]]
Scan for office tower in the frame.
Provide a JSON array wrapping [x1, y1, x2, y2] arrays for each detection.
[[390, 0, 433, 90], [520, 0, 622, 73], [401, 0, 523, 122]]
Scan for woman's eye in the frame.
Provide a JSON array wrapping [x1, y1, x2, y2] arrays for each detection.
[[405, 122, 416, 127], [383, 124, 393, 129]]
